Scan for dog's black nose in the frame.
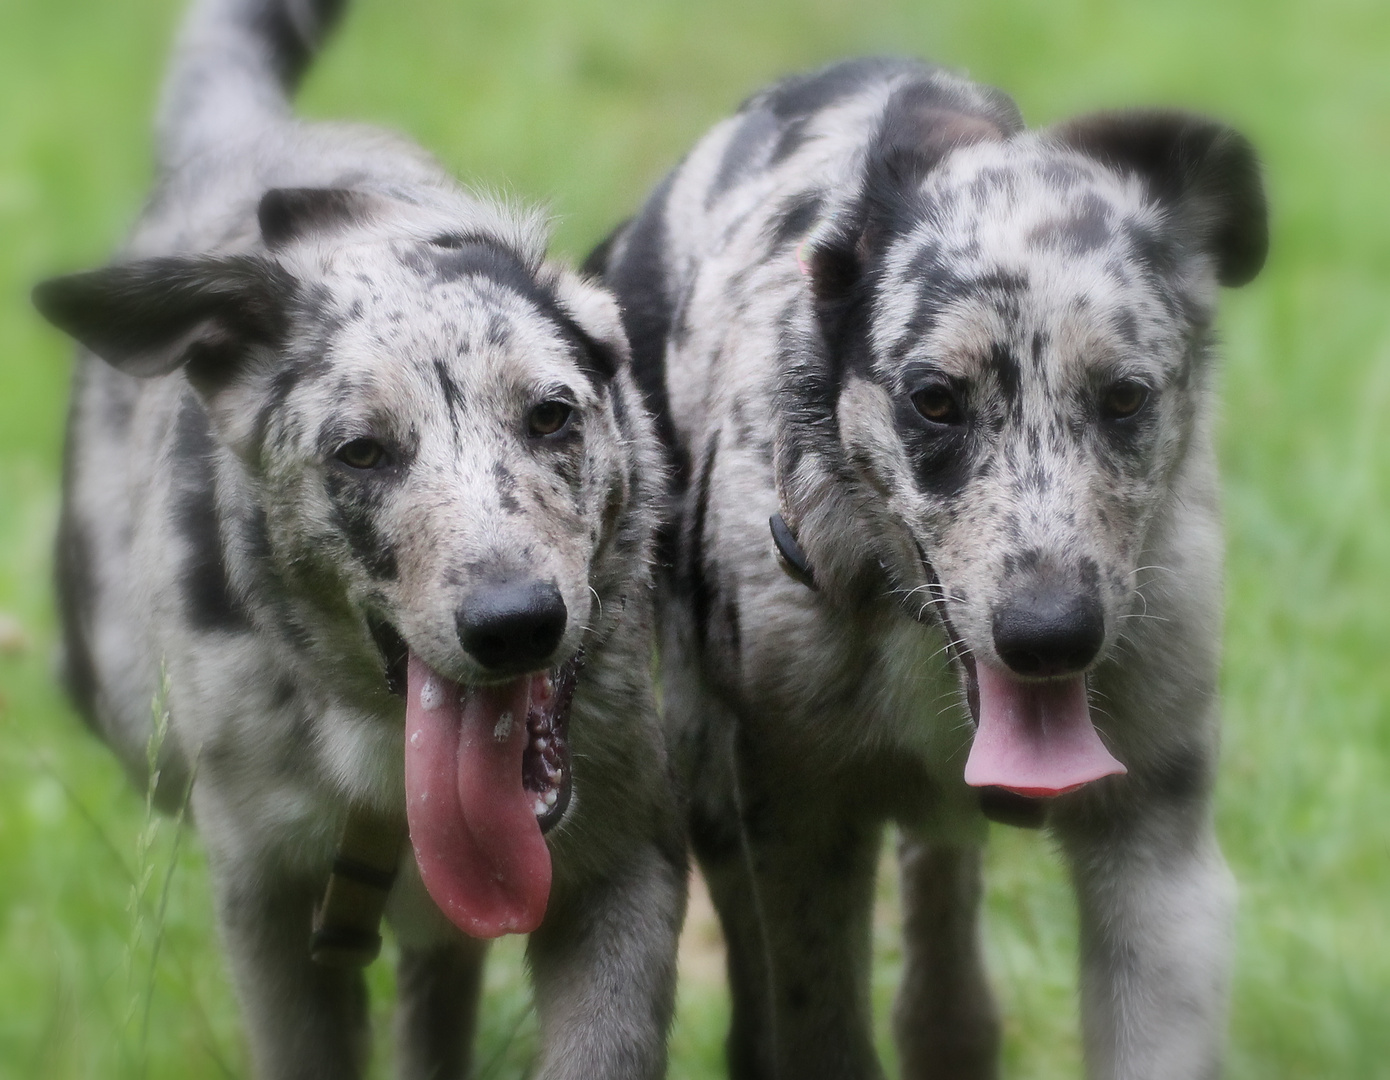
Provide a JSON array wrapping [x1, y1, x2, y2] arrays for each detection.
[[992, 584, 1104, 677], [457, 580, 567, 672]]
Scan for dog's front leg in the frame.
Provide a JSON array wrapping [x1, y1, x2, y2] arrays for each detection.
[[526, 842, 686, 1080], [700, 777, 886, 1080], [1058, 801, 1234, 1080], [210, 856, 372, 1079], [394, 937, 489, 1080], [894, 837, 1000, 1080]]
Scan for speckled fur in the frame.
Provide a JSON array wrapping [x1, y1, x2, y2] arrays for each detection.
[[41, 2, 682, 1077], [594, 57, 1266, 1080]]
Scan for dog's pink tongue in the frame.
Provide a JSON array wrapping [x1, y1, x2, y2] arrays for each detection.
[[404, 653, 551, 938], [964, 664, 1126, 797]]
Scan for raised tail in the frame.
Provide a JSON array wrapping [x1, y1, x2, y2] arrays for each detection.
[[156, 0, 346, 166]]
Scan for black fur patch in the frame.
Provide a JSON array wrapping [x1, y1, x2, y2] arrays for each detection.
[[804, 69, 1023, 328], [684, 438, 719, 648], [484, 310, 512, 348], [894, 373, 974, 500], [765, 192, 824, 254], [599, 174, 682, 483], [172, 396, 253, 632], [988, 342, 1022, 409], [397, 235, 533, 288], [258, 188, 369, 248], [54, 506, 99, 721], [709, 107, 783, 202], [1027, 191, 1113, 254], [433, 357, 466, 440], [763, 57, 916, 126], [322, 468, 399, 581]]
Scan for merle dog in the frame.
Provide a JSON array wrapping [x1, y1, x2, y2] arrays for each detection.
[[591, 57, 1266, 1079], [34, 1, 683, 1076]]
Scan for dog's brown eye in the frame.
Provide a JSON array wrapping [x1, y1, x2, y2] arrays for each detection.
[[528, 400, 573, 438], [1101, 380, 1149, 421], [911, 385, 961, 425], [336, 438, 387, 469]]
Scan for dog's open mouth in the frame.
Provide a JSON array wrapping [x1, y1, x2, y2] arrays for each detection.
[[386, 628, 580, 939], [955, 652, 1126, 798], [928, 596, 1125, 800]]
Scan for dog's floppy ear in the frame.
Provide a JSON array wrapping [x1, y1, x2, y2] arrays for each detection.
[[33, 254, 296, 390], [550, 270, 631, 380], [258, 187, 381, 249], [871, 81, 1022, 202], [807, 83, 1017, 323], [1050, 110, 1268, 286]]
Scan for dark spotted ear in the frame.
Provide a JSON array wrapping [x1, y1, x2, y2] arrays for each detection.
[[872, 81, 1021, 196], [32, 254, 296, 388], [258, 187, 380, 249], [1051, 110, 1268, 286], [808, 81, 1019, 313], [551, 270, 629, 380]]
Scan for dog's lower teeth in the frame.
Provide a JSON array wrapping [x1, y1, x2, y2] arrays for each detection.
[[543, 789, 558, 807], [534, 736, 549, 752], [533, 797, 548, 817]]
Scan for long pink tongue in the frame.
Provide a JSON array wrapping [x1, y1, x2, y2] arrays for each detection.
[[963, 664, 1126, 797], [404, 653, 551, 937]]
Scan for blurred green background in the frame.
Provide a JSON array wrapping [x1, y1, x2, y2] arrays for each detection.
[[1, 0, 1387, 1076]]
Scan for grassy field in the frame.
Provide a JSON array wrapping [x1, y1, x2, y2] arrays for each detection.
[[1, 0, 1387, 1076]]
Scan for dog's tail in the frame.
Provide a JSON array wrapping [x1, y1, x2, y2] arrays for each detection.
[[156, 0, 347, 166]]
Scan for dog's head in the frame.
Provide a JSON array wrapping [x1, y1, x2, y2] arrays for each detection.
[[35, 187, 658, 937], [775, 91, 1266, 796]]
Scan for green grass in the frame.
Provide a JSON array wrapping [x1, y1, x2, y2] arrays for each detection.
[[1, 0, 1387, 1076]]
